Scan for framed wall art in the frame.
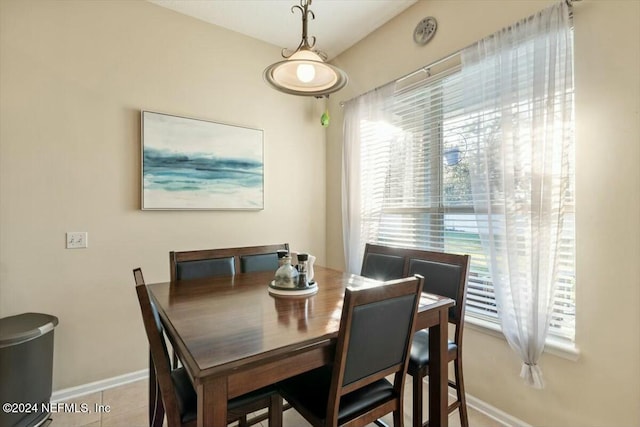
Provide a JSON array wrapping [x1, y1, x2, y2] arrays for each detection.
[[141, 111, 264, 210]]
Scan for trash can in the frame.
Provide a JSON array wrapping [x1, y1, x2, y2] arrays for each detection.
[[0, 313, 59, 427]]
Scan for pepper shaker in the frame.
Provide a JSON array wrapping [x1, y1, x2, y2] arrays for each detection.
[[297, 253, 309, 288]]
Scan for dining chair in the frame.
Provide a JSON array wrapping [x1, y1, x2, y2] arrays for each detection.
[[133, 268, 283, 427], [405, 251, 470, 427], [278, 275, 424, 427], [359, 244, 470, 427]]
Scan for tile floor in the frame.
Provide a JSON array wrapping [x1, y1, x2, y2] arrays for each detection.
[[50, 377, 503, 427]]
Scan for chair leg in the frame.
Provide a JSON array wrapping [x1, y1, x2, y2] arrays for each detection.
[[238, 415, 248, 427], [268, 394, 283, 427], [454, 357, 469, 427], [393, 409, 403, 427], [412, 368, 426, 427]]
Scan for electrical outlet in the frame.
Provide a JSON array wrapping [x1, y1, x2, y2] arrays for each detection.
[[66, 232, 88, 249]]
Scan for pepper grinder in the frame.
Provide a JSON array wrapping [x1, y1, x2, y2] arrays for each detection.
[[297, 253, 309, 288]]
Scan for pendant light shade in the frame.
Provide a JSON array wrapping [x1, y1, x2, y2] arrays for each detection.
[[263, 0, 348, 97]]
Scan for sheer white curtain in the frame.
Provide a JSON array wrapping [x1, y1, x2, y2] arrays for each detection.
[[462, 1, 574, 388], [342, 83, 395, 273]]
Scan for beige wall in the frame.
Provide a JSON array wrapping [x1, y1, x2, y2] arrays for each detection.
[[326, 1, 640, 426], [0, 0, 327, 389]]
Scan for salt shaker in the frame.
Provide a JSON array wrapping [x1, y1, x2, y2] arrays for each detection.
[[274, 255, 299, 288], [276, 250, 288, 268]]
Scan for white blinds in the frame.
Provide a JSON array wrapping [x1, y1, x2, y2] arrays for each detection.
[[357, 56, 575, 340]]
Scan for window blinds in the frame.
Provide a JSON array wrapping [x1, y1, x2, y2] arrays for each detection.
[[358, 60, 575, 340]]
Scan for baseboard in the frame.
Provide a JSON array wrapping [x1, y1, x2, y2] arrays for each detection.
[[453, 389, 532, 427], [51, 369, 148, 403]]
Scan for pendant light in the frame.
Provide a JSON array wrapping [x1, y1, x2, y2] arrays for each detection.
[[263, 0, 348, 97]]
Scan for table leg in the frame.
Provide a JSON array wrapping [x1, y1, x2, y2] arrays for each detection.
[[428, 308, 449, 427], [197, 376, 228, 427]]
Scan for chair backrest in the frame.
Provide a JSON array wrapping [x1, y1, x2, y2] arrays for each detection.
[[169, 243, 289, 281], [360, 243, 470, 344], [326, 275, 424, 425], [240, 252, 279, 273], [406, 251, 469, 326], [234, 243, 289, 273], [133, 268, 183, 426], [360, 245, 406, 281]]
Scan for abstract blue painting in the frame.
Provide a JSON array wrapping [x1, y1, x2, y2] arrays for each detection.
[[141, 111, 263, 210]]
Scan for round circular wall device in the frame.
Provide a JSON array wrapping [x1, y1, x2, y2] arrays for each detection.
[[413, 17, 437, 45]]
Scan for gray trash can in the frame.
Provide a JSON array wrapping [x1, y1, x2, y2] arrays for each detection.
[[0, 313, 58, 427]]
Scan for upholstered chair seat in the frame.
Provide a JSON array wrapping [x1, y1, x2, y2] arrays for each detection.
[[278, 366, 396, 425], [408, 330, 457, 368]]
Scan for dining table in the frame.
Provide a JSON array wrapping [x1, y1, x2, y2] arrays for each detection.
[[146, 265, 454, 427]]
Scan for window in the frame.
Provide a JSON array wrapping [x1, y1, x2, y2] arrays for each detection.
[[356, 59, 575, 341]]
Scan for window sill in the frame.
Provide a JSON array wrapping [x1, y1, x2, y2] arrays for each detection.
[[464, 315, 580, 362]]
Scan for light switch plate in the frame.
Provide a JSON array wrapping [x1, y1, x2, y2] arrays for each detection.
[[66, 232, 88, 249]]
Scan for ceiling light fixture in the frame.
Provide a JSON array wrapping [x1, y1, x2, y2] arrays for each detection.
[[263, 0, 348, 97]]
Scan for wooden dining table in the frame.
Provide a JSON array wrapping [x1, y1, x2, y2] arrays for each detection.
[[147, 265, 454, 427]]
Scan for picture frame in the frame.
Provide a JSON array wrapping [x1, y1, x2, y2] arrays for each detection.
[[141, 111, 264, 210]]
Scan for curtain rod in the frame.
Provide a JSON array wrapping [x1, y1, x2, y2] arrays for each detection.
[[340, 0, 580, 108]]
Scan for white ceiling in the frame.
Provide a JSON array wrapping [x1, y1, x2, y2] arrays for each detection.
[[148, 0, 417, 60]]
